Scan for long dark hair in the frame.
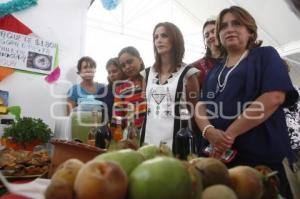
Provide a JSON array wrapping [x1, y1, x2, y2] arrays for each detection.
[[118, 46, 145, 71], [106, 57, 120, 70], [106, 57, 126, 85], [203, 20, 218, 58], [152, 22, 184, 72]]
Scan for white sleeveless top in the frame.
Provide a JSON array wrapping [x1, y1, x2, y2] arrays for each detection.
[[143, 64, 198, 148]]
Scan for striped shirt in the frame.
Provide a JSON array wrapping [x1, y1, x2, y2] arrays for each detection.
[[111, 78, 146, 129]]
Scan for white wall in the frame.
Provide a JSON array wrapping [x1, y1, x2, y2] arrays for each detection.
[[0, 0, 91, 130]]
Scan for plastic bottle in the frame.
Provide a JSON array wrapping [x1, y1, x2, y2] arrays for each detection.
[[123, 110, 140, 147], [87, 127, 96, 146], [113, 117, 123, 141]]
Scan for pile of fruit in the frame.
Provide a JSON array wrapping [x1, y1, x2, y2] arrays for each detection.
[[45, 144, 281, 199]]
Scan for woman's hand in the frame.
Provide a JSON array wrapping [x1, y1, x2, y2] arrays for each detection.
[[206, 128, 234, 159]]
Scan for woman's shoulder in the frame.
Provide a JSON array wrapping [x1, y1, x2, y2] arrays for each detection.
[[185, 64, 199, 74], [189, 58, 204, 68], [250, 46, 279, 57], [67, 84, 81, 100], [140, 67, 153, 78], [249, 46, 284, 68], [68, 83, 80, 92]]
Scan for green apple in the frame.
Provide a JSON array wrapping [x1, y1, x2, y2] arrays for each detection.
[[137, 144, 159, 159], [94, 149, 145, 176], [128, 156, 192, 199]]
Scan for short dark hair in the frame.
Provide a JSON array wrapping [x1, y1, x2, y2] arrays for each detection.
[[152, 22, 184, 72], [77, 56, 96, 72], [118, 46, 145, 70]]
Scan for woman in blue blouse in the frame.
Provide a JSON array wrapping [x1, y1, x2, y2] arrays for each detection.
[[195, 6, 299, 198], [67, 56, 105, 115]]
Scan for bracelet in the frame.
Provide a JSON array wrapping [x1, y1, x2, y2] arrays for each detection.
[[202, 124, 215, 139]]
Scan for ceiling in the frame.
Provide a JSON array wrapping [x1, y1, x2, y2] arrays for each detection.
[[89, 0, 300, 85], [175, 0, 300, 85]]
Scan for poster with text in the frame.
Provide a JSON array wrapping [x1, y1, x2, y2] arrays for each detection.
[[0, 29, 57, 74]]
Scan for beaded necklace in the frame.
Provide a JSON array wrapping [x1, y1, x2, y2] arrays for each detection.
[[216, 50, 248, 93]]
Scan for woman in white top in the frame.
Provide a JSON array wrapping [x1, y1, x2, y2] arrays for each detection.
[[141, 22, 199, 152]]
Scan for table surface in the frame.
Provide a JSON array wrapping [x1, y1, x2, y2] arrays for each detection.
[[0, 180, 32, 199]]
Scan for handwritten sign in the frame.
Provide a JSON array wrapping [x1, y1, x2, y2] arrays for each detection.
[[0, 29, 57, 74]]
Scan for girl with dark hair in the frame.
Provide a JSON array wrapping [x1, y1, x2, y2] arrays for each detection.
[[140, 22, 199, 152], [111, 46, 146, 132], [96, 57, 127, 123], [190, 17, 223, 86], [195, 6, 298, 198], [106, 57, 127, 85]]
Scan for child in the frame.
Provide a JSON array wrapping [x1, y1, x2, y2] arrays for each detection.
[[97, 57, 127, 123], [67, 56, 104, 115], [111, 46, 146, 133]]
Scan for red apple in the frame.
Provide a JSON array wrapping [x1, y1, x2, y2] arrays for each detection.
[[74, 160, 128, 199], [255, 165, 280, 199]]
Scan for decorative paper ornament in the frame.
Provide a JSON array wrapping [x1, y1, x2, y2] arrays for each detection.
[[0, 67, 15, 81], [100, 0, 121, 10], [0, 14, 33, 80], [45, 66, 60, 83], [0, 0, 38, 17], [8, 106, 21, 120]]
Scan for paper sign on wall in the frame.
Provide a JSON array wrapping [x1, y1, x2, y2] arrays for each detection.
[[0, 29, 57, 74]]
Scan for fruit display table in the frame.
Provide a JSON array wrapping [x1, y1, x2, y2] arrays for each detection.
[[0, 193, 28, 199]]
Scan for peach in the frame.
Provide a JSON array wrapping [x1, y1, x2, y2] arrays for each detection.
[[74, 160, 128, 199], [201, 184, 238, 199], [45, 158, 84, 199], [191, 157, 230, 188], [229, 166, 264, 199]]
